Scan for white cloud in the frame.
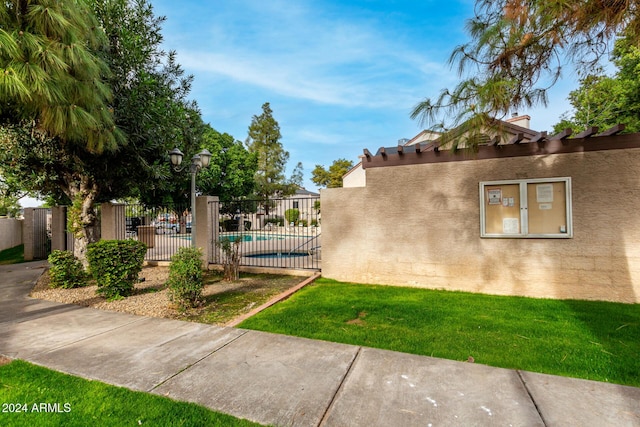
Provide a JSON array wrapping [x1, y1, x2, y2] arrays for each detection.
[[170, 1, 451, 110]]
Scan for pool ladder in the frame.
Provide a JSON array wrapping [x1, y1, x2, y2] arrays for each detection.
[[288, 233, 321, 257]]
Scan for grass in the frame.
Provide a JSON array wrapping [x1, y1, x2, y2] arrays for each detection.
[[0, 244, 24, 265], [0, 359, 262, 427], [177, 273, 303, 325], [239, 278, 640, 387]]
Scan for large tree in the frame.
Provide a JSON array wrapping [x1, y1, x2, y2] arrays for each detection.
[[411, 0, 640, 140], [553, 36, 640, 134], [0, 167, 27, 217], [245, 102, 297, 205], [0, 0, 199, 261], [196, 125, 258, 203], [312, 158, 354, 188], [0, 0, 124, 153]]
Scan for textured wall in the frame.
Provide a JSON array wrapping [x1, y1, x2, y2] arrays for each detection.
[[322, 148, 640, 303], [0, 218, 23, 252]]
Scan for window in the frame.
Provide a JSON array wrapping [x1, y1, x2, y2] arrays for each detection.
[[479, 177, 572, 238]]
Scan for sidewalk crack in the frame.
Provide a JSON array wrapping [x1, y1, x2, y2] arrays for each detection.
[[517, 370, 548, 427], [149, 329, 249, 392], [317, 346, 362, 427]]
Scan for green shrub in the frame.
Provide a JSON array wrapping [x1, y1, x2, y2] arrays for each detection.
[[87, 240, 147, 299], [284, 208, 300, 224], [167, 247, 204, 310], [47, 250, 87, 289]]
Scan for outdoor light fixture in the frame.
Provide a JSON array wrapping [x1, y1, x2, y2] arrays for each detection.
[[169, 147, 184, 167], [168, 147, 212, 247]]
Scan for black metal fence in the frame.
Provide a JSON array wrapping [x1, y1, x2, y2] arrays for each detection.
[[209, 197, 321, 270], [123, 204, 192, 262]]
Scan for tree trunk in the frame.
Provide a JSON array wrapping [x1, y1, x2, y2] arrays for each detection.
[[67, 178, 100, 267], [73, 219, 100, 268]]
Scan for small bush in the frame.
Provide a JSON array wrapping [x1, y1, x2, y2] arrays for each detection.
[[47, 250, 86, 288], [167, 247, 204, 310], [284, 208, 300, 224], [87, 240, 147, 299]]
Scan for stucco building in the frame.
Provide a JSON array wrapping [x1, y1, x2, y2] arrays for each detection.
[[323, 124, 640, 303]]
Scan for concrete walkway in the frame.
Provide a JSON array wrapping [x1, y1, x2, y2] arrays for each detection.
[[1, 261, 639, 426]]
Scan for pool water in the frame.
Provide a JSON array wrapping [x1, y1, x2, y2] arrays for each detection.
[[245, 252, 308, 259], [171, 233, 290, 242], [221, 234, 288, 242]]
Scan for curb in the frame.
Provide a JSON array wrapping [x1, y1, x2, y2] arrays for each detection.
[[225, 272, 321, 327]]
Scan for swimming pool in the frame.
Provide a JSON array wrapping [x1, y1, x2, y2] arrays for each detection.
[[245, 252, 309, 259], [220, 233, 289, 242], [170, 233, 292, 242]]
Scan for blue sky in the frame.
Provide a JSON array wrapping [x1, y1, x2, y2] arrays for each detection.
[[21, 0, 583, 206], [145, 0, 584, 192]]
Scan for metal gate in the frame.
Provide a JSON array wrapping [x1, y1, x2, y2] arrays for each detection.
[[209, 197, 321, 270], [30, 208, 52, 259], [123, 203, 192, 262]]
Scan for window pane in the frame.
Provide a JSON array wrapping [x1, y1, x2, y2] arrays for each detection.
[[483, 184, 521, 235], [526, 182, 567, 235]]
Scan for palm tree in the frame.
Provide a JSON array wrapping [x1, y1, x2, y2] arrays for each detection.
[[0, 0, 123, 153]]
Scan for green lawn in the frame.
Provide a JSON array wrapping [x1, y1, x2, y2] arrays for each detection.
[[0, 244, 24, 265], [0, 360, 262, 427], [239, 278, 640, 387]]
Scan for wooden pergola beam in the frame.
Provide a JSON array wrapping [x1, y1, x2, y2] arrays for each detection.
[[597, 124, 626, 137], [531, 131, 548, 143], [550, 128, 572, 140], [574, 126, 599, 138], [507, 132, 524, 144]]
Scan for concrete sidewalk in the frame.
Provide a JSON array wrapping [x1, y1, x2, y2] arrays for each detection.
[[1, 261, 639, 426]]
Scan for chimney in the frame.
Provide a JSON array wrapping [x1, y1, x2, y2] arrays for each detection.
[[506, 113, 531, 129]]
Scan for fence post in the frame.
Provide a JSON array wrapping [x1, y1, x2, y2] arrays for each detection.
[[101, 203, 126, 240], [50, 206, 67, 251], [22, 208, 35, 261], [195, 195, 218, 267]]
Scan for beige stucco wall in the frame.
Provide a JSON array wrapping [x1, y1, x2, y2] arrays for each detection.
[[342, 162, 366, 187], [322, 148, 640, 303], [0, 218, 23, 252]]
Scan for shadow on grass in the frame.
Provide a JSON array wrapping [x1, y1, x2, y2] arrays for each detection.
[[561, 299, 640, 385], [0, 244, 25, 265]]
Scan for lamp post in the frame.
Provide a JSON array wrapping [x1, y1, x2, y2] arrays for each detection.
[[169, 147, 212, 247]]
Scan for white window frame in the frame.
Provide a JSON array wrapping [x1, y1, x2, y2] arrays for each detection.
[[479, 177, 573, 238]]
